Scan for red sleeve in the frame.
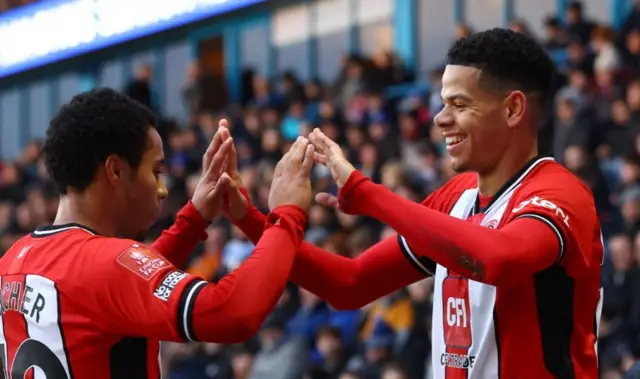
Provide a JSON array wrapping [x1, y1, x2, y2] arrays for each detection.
[[338, 170, 596, 286], [395, 183, 452, 276], [505, 175, 597, 274], [81, 205, 306, 343], [150, 201, 209, 269], [231, 192, 266, 244], [290, 236, 425, 309], [231, 189, 427, 310]]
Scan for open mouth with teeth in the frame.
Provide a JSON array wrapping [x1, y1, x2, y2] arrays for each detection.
[[445, 135, 467, 147]]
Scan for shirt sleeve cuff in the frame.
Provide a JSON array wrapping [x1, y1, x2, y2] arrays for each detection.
[[177, 202, 210, 241]]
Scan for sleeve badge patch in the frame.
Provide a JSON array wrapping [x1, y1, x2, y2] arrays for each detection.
[[116, 244, 170, 281]]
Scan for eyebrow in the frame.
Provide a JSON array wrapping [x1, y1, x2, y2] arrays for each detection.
[[442, 93, 473, 102]]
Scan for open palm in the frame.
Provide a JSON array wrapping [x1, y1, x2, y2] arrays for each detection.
[[190, 123, 234, 220], [308, 128, 356, 208]]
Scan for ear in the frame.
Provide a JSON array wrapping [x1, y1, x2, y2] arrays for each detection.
[[104, 154, 128, 184], [503, 91, 527, 129]]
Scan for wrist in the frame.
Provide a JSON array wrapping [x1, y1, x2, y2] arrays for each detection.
[[189, 199, 215, 223], [223, 187, 251, 221], [179, 202, 212, 240], [231, 199, 267, 245], [267, 205, 307, 245], [337, 167, 357, 188], [235, 187, 252, 220], [337, 170, 371, 213]]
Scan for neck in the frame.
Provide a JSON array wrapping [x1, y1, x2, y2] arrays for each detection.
[[477, 140, 538, 197], [53, 192, 118, 237]]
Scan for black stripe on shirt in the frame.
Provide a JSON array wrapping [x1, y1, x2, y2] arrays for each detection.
[[176, 280, 207, 342], [397, 234, 436, 276], [514, 213, 566, 263]]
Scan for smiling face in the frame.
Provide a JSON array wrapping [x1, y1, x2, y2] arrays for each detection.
[[434, 65, 526, 174]]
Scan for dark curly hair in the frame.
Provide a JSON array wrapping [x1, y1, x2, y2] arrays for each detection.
[[447, 28, 555, 109], [43, 88, 157, 194]]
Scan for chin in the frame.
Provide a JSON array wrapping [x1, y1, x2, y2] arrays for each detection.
[[450, 158, 470, 173]]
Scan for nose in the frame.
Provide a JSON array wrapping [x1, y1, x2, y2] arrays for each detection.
[[158, 177, 169, 200], [434, 107, 455, 130]]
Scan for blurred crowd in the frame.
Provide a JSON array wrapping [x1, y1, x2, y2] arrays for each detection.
[[4, 1, 640, 378]]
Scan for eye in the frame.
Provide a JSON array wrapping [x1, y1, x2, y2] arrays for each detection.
[[154, 163, 167, 175], [154, 167, 166, 178]]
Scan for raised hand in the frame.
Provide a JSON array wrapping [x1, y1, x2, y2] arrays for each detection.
[[308, 128, 356, 208], [268, 137, 315, 212], [191, 122, 234, 221], [220, 119, 250, 221]]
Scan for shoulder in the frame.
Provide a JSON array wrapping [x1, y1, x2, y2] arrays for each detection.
[[514, 160, 595, 209], [75, 237, 172, 282], [0, 235, 32, 271], [523, 160, 591, 190], [2, 234, 32, 257], [505, 160, 601, 269], [421, 172, 477, 212], [509, 160, 597, 236], [1, 229, 103, 275]]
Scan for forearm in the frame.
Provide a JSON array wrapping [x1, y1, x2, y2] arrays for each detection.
[[232, 202, 266, 245], [230, 189, 422, 308], [231, 204, 361, 308], [191, 205, 305, 343], [291, 236, 423, 309], [152, 202, 209, 269], [341, 172, 559, 285]]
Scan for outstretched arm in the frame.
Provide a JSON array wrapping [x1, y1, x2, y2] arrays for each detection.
[[339, 170, 592, 285], [308, 128, 593, 286], [291, 236, 426, 309], [233, 189, 426, 310]]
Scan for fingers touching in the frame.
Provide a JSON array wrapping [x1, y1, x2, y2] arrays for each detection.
[[206, 138, 233, 180], [228, 138, 239, 175], [309, 128, 340, 155], [203, 119, 231, 172], [301, 144, 315, 176], [274, 137, 315, 179], [289, 137, 308, 170], [211, 172, 232, 197]]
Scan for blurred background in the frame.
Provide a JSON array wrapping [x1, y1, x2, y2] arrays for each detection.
[[2, 0, 640, 378]]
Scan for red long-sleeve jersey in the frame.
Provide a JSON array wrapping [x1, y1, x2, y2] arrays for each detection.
[[233, 156, 603, 379], [0, 202, 305, 379]]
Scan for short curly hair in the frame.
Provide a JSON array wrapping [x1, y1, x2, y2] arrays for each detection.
[[43, 88, 157, 194], [447, 28, 555, 109]]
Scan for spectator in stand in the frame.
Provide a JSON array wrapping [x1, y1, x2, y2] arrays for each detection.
[[565, 1, 597, 45], [309, 326, 348, 379], [125, 64, 154, 110], [622, 28, 640, 77], [543, 16, 569, 50], [249, 311, 310, 379], [620, 0, 640, 43]]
